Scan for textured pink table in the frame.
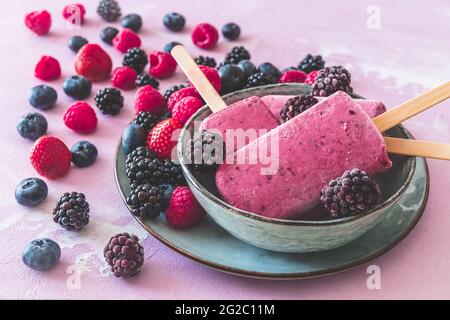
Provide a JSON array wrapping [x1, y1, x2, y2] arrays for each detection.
[[1, 0, 449, 299]]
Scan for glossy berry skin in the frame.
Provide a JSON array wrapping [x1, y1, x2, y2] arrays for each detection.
[[71, 141, 98, 167], [34, 56, 61, 81], [163, 12, 185, 32], [147, 118, 182, 160], [165, 186, 205, 228], [148, 51, 177, 79], [221, 23, 240, 40], [163, 41, 181, 53], [121, 14, 142, 32], [17, 112, 48, 141], [30, 136, 72, 180], [191, 23, 219, 50], [100, 26, 119, 45], [25, 10, 51, 35], [121, 124, 146, 154], [29, 85, 57, 110], [189, 65, 221, 92], [63, 102, 97, 133], [134, 85, 166, 115], [63, 75, 92, 100], [278, 70, 307, 83], [68, 35, 88, 53], [237, 60, 257, 78], [304, 70, 319, 85], [218, 64, 246, 93], [15, 178, 48, 207], [113, 29, 141, 53], [111, 66, 137, 90], [172, 96, 204, 125], [62, 4, 86, 25], [258, 62, 281, 80], [22, 239, 61, 271], [75, 44, 112, 81]]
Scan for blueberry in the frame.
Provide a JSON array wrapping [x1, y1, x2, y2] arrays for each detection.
[[15, 178, 48, 207], [282, 66, 298, 72], [22, 238, 61, 271], [258, 62, 282, 80], [121, 14, 142, 33], [17, 112, 48, 141], [164, 41, 182, 53], [218, 64, 246, 94], [29, 85, 57, 110], [71, 141, 98, 168], [63, 75, 92, 100], [160, 183, 175, 208], [222, 23, 241, 41], [68, 35, 88, 53], [237, 60, 257, 78], [100, 26, 119, 45], [121, 124, 146, 154], [163, 12, 185, 32]]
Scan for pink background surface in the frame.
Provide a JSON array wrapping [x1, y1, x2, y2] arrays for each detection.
[[1, 0, 449, 299]]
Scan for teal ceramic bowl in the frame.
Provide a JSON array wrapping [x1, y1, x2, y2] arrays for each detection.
[[177, 84, 416, 253]]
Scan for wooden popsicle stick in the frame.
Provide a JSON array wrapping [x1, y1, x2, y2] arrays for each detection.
[[171, 45, 227, 113], [373, 81, 450, 132], [385, 137, 450, 160]]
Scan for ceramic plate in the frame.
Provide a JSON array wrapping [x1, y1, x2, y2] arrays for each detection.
[[114, 115, 429, 279]]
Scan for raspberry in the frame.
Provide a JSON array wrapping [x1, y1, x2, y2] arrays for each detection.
[[191, 23, 219, 50], [172, 96, 204, 125], [75, 44, 112, 81], [63, 102, 97, 133], [111, 66, 137, 90], [165, 186, 205, 228], [30, 136, 72, 180], [304, 70, 319, 85], [189, 65, 221, 92], [62, 3, 86, 25], [148, 51, 177, 79], [113, 29, 141, 53], [167, 87, 201, 112], [34, 56, 61, 81], [134, 85, 166, 115], [25, 10, 51, 35], [278, 70, 307, 83], [146, 118, 182, 160]]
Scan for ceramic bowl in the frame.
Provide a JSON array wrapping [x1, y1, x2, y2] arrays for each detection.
[[177, 83, 416, 253]]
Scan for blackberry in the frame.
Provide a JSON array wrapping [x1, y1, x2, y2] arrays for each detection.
[[97, 0, 121, 22], [122, 47, 148, 73], [194, 56, 217, 68], [280, 95, 318, 123], [163, 83, 187, 101], [125, 146, 159, 184], [103, 233, 144, 278], [245, 72, 276, 88], [132, 112, 158, 133], [224, 46, 250, 64], [297, 54, 325, 73], [187, 130, 225, 172], [135, 74, 159, 89], [159, 108, 172, 121], [94, 88, 124, 115], [161, 159, 185, 185], [311, 65, 353, 97], [52, 192, 90, 231], [320, 169, 381, 219], [126, 184, 166, 219]]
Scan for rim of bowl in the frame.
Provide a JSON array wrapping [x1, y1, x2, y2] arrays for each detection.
[[177, 83, 417, 227]]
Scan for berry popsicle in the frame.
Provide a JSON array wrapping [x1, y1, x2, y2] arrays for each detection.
[[216, 91, 392, 219]]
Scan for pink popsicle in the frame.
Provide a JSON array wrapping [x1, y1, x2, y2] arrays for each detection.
[[261, 95, 387, 122], [199, 96, 279, 152], [215, 91, 392, 219]]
